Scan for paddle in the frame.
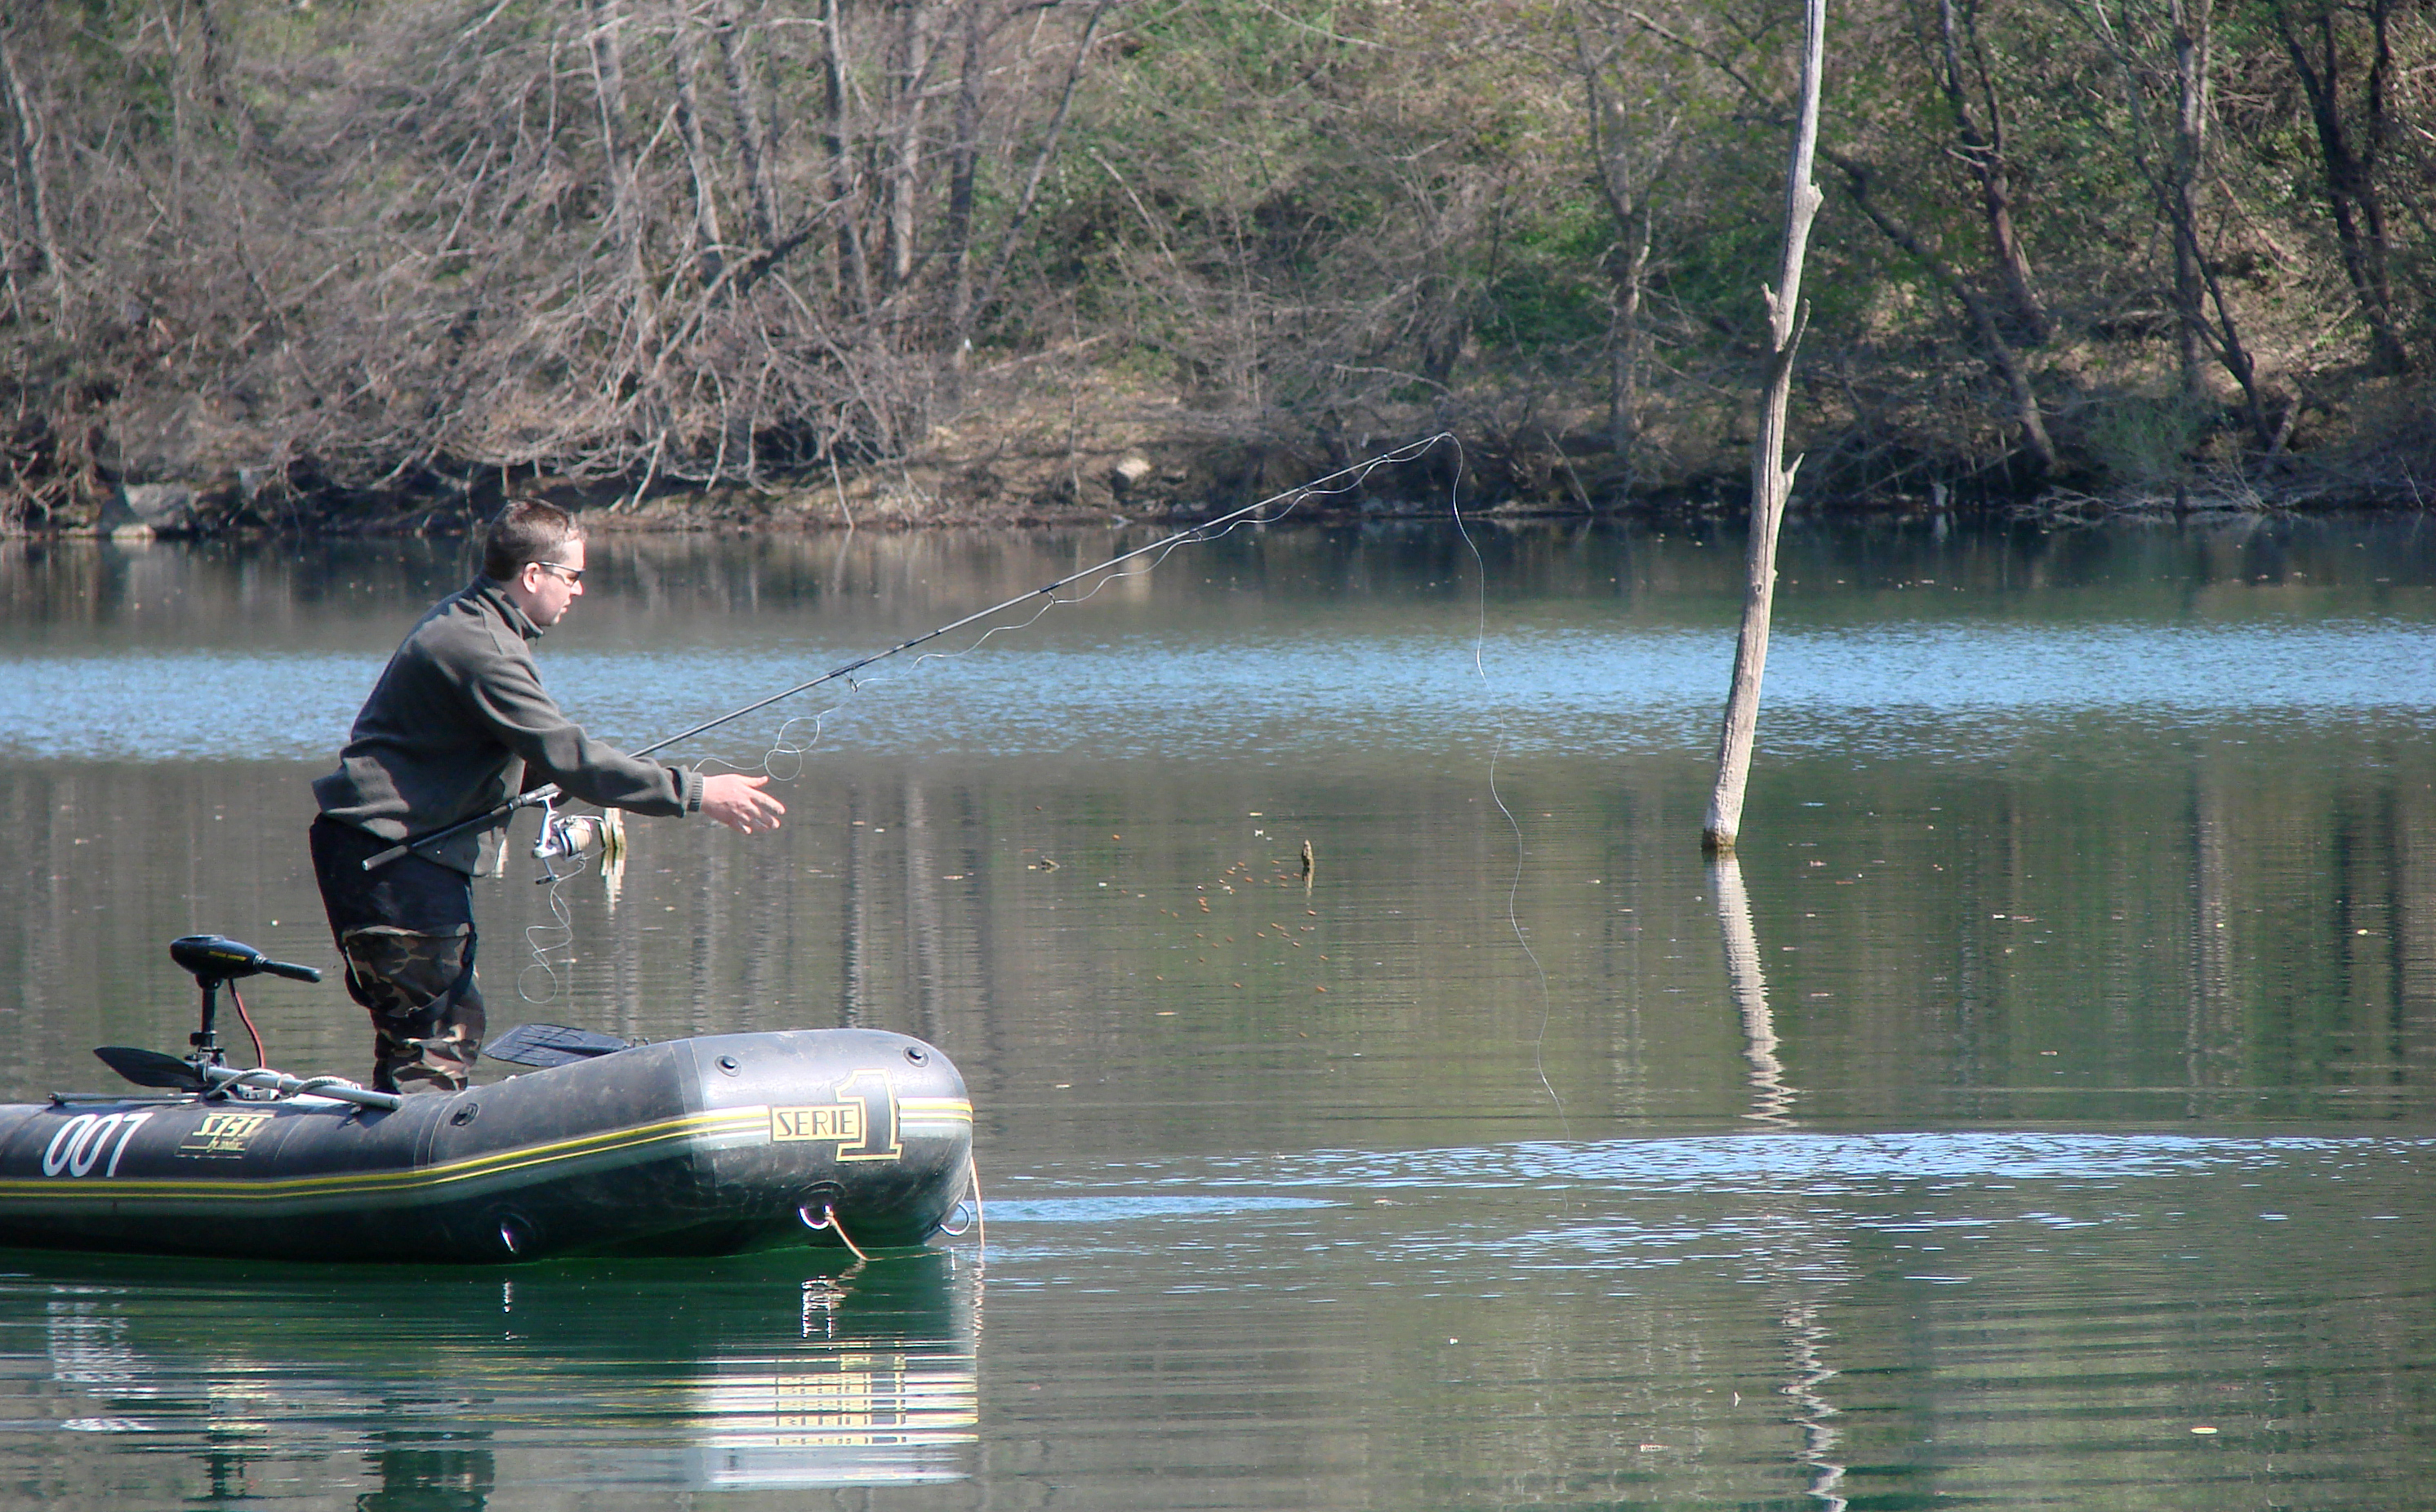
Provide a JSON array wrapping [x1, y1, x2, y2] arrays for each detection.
[[95, 1046, 206, 1091], [483, 1022, 639, 1069]]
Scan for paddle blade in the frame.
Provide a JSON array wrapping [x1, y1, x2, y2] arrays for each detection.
[[485, 1022, 637, 1069], [95, 1046, 206, 1091]]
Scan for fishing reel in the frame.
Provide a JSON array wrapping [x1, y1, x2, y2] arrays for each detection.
[[531, 795, 624, 883]]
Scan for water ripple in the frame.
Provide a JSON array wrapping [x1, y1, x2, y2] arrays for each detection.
[[1202, 1128, 2429, 1195], [0, 616, 2422, 762]]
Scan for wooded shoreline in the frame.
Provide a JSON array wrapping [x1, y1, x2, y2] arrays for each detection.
[[37, 385, 2434, 542], [4, 1, 2433, 534]]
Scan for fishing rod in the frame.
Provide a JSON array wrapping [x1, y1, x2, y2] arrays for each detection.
[[361, 434, 1454, 873]]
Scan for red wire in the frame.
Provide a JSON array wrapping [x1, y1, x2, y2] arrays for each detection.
[[229, 982, 267, 1069]]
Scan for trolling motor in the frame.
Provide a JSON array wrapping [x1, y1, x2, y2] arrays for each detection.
[[90, 936, 401, 1111], [170, 934, 321, 1069]]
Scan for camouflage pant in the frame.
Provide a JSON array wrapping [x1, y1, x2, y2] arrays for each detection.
[[338, 925, 487, 1094]]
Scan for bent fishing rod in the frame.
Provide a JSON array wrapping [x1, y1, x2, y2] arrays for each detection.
[[362, 434, 1454, 873]]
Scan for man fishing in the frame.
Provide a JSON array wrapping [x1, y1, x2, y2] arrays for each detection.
[[310, 500, 786, 1093]]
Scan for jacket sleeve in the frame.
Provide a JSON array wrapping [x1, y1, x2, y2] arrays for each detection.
[[460, 643, 705, 818]]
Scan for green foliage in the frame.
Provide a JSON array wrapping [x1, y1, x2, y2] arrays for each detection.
[[2083, 391, 2211, 489], [1473, 197, 1616, 356]]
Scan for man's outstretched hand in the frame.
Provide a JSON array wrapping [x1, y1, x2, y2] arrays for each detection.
[[701, 773, 786, 835]]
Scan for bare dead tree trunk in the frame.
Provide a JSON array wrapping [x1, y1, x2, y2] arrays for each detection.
[[710, 0, 778, 247], [1703, 0, 1824, 856], [666, 3, 727, 286]]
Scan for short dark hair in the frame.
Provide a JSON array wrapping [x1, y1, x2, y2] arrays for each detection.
[[483, 500, 585, 580]]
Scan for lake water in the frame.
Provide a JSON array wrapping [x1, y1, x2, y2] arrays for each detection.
[[0, 514, 2429, 1509]]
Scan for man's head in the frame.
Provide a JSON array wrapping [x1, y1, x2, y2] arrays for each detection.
[[485, 500, 588, 628]]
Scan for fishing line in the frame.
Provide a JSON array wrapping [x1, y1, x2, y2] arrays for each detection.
[[519, 861, 582, 1005], [1444, 450, 1568, 1136], [695, 442, 1457, 786], [505, 434, 1458, 1002], [617, 432, 1459, 774]]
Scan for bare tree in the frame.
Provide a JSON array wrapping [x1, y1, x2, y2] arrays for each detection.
[[2, 0, 2425, 525], [2266, 0, 2411, 374], [1566, 5, 1687, 484], [2064, 0, 2278, 444], [0, 17, 59, 314], [666, 2, 729, 286], [1924, 0, 2049, 342], [1823, 147, 2057, 473], [710, 0, 779, 249], [1706, 0, 1826, 856]]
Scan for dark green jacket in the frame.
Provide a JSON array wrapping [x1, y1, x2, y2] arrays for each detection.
[[314, 578, 702, 874]]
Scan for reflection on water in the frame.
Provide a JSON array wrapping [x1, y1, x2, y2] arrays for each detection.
[[0, 1250, 977, 1504], [989, 1127, 2430, 1509], [0, 518, 2430, 1509], [1715, 853, 1846, 1507], [1712, 856, 1795, 1127]]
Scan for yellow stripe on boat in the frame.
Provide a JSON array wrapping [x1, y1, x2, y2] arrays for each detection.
[[0, 1105, 772, 1210]]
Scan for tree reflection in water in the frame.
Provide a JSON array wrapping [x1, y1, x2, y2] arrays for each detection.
[[1715, 854, 1848, 1510]]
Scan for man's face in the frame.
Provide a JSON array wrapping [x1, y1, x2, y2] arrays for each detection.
[[517, 539, 588, 627]]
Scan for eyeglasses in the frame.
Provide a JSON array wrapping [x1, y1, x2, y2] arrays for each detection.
[[532, 561, 585, 585]]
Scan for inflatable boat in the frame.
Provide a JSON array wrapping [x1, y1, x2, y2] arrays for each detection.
[[0, 936, 976, 1263]]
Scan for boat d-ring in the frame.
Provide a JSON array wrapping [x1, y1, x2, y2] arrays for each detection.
[[937, 1198, 977, 1237], [799, 1202, 871, 1261]]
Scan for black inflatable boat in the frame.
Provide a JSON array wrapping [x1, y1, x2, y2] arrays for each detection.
[[0, 936, 975, 1263]]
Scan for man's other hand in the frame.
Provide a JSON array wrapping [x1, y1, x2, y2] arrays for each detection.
[[701, 773, 786, 835]]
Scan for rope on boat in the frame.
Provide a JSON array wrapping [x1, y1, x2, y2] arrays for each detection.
[[935, 1154, 985, 1263], [802, 1203, 871, 1262], [970, 1157, 985, 1261]]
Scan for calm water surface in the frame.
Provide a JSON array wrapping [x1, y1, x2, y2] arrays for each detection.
[[0, 516, 2430, 1509]]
